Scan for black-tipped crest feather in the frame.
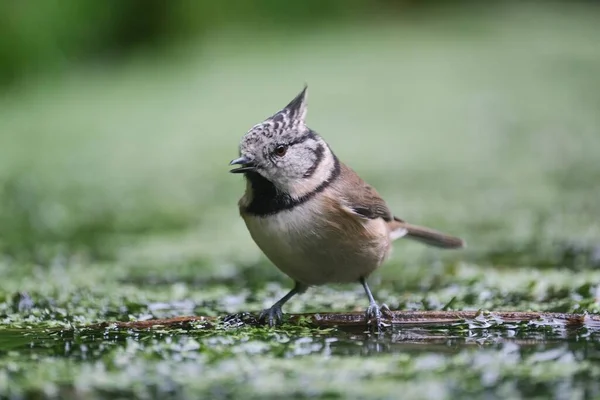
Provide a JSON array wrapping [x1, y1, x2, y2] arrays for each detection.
[[281, 85, 308, 122]]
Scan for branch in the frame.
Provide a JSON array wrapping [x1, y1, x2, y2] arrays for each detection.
[[88, 310, 600, 331]]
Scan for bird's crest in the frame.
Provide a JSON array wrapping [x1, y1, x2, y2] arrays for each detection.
[[243, 86, 309, 144]]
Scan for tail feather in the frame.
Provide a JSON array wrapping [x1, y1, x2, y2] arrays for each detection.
[[389, 217, 465, 249]]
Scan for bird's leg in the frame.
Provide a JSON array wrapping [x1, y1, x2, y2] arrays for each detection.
[[259, 281, 306, 327], [360, 277, 383, 333]]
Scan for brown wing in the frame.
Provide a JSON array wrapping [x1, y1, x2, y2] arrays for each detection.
[[332, 163, 394, 222], [333, 163, 465, 249]]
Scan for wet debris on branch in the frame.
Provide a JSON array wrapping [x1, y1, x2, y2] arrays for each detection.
[[83, 310, 600, 332]]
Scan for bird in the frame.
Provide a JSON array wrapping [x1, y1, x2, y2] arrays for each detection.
[[229, 86, 465, 331]]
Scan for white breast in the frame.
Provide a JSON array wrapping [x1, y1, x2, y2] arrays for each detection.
[[241, 198, 391, 286]]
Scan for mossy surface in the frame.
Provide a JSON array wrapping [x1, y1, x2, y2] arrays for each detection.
[[2, 3, 600, 399]]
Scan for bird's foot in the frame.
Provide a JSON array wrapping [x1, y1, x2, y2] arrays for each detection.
[[380, 303, 394, 319], [365, 303, 392, 333], [258, 304, 284, 327]]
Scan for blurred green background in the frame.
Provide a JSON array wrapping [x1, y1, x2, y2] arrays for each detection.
[[1, 0, 599, 268], [1, 1, 600, 398], [0, 0, 411, 88]]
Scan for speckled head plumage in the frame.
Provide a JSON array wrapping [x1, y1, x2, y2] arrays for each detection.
[[230, 86, 331, 194], [244, 85, 309, 144]]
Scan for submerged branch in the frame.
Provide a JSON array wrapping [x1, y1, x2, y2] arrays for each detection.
[[89, 310, 600, 331]]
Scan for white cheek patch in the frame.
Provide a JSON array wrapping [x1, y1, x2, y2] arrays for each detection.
[[288, 144, 335, 199]]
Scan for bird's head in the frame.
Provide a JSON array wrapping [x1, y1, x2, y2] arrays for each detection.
[[230, 86, 332, 196]]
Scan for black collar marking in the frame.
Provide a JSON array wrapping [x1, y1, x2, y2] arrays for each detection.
[[243, 153, 341, 217]]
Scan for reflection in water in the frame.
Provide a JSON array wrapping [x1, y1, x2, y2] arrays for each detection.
[[1, 323, 599, 360], [1, 323, 599, 398], [323, 324, 600, 358]]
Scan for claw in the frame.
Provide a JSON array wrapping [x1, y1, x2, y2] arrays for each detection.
[[256, 283, 304, 327], [380, 303, 394, 319], [258, 305, 284, 327], [365, 303, 384, 333]]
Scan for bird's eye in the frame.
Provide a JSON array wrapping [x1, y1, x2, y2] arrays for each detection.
[[274, 145, 288, 157]]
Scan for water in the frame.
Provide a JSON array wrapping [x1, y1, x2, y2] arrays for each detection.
[[1, 317, 599, 399]]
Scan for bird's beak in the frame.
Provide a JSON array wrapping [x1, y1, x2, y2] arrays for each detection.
[[229, 156, 256, 173]]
